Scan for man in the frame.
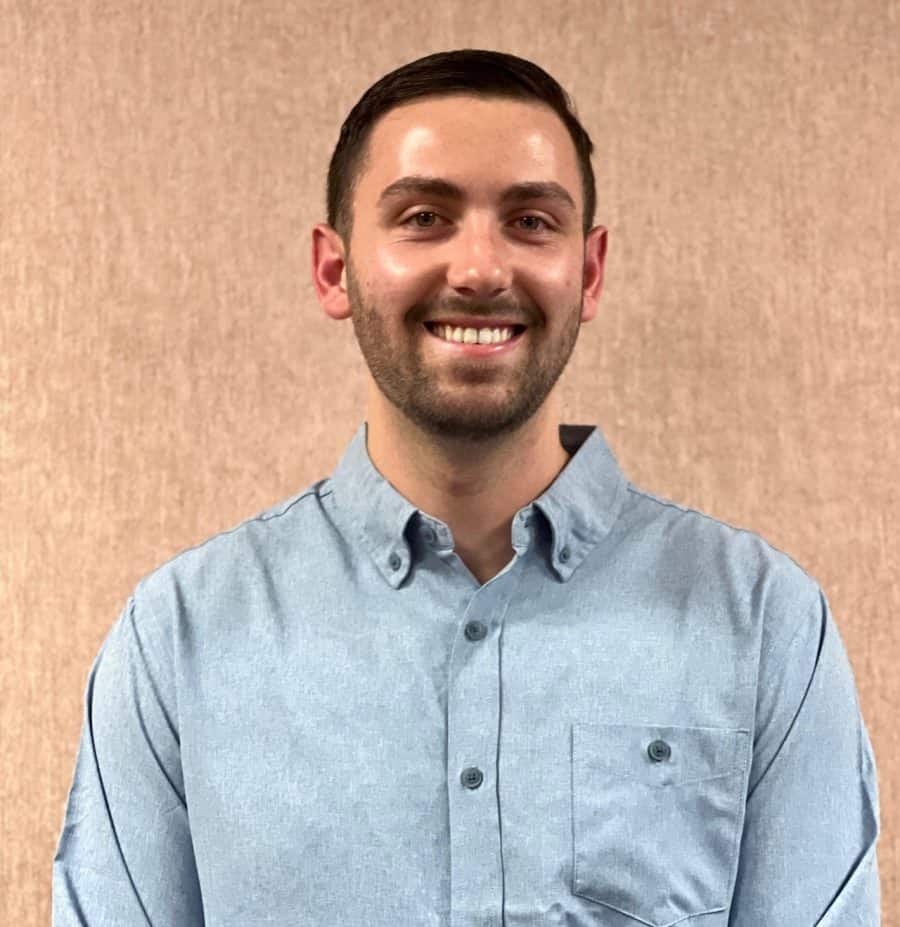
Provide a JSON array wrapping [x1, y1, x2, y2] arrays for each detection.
[[53, 50, 880, 925]]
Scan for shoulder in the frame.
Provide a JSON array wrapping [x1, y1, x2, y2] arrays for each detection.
[[133, 480, 330, 618], [620, 481, 824, 642]]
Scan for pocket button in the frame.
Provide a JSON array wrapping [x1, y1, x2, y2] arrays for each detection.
[[647, 739, 671, 762]]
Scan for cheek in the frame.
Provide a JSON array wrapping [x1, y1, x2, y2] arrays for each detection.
[[515, 253, 576, 298], [374, 247, 422, 285], [542, 257, 579, 289], [360, 263, 426, 320]]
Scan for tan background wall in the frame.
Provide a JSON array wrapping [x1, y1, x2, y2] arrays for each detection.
[[2, 1, 897, 921]]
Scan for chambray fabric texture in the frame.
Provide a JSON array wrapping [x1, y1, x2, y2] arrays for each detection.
[[52, 421, 881, 927]]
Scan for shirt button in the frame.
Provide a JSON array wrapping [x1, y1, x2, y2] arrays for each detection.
[[464, 620, 487, 641], [422, 527, 436, 544], [648, 739, 671, 762], [559, 545, 571, 563], [460, 767, 483, 789], [389, 552, 401, 570]]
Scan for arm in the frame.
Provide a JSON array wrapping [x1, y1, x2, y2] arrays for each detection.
[[729, 583, 881, 925], [52, 591, 204, 925]]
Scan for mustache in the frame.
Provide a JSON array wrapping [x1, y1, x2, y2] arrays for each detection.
[[422, 304, 529, 323]]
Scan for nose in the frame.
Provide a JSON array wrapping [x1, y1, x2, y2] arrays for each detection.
[[445, 216, 513, 300]]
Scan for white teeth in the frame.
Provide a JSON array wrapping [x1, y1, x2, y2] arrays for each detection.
[[432, 324, 516, 344]]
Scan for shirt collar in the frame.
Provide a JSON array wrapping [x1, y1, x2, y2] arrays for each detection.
[[329, 421, 628, 588]]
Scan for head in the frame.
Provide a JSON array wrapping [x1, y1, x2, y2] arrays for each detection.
[[312, 49, 608, 444]]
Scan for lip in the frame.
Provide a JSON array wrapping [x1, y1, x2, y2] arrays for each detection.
[[422, 321, 526, 356], [425, 316, 526, 330]]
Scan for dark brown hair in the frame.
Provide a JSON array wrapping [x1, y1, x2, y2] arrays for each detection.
[[326, 49, 597, 249]]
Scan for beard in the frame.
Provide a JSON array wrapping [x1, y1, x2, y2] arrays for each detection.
[[346, 271, 582, 444]]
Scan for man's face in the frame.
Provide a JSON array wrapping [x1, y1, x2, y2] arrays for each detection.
[[343, 94, 605, 443]]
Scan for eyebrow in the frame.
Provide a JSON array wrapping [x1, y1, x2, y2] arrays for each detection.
[[376, 174, 577, 214]]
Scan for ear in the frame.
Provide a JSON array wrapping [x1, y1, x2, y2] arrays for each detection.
[[311, 223, 351, 321], [580, 226, 607, 324]]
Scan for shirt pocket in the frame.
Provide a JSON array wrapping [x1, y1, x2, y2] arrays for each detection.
[[571, 721, 750, 927]]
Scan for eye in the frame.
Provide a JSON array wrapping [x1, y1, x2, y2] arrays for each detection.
[[401, 211, 444, 229], [515, 215, 552, 233], [400, 211, 554, 234]]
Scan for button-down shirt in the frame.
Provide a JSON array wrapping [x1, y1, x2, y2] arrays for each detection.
[[52, 421, 881, 926]]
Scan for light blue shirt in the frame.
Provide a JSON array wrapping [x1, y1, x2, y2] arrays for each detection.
[[53, 421, 881, 926]]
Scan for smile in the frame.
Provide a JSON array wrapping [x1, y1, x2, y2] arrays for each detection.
[[422, 321, 527, 356]]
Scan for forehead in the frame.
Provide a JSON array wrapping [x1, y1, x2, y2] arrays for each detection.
[[359, 95, 581, 208]]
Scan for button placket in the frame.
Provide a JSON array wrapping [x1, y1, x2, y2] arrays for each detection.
[[446, 582, 506, 916]]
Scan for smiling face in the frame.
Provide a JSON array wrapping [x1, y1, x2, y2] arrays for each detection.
[[315, 94, 607, 444]]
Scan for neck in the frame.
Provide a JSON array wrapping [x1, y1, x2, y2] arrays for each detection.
[[364, 398, 572, 577]]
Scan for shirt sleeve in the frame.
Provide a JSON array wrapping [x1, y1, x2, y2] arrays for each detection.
[[52, 591, 205, 926], [729, 581, 881, 925]]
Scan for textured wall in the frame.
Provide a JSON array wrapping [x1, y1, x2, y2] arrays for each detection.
[[2, 1, 897, 922]]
